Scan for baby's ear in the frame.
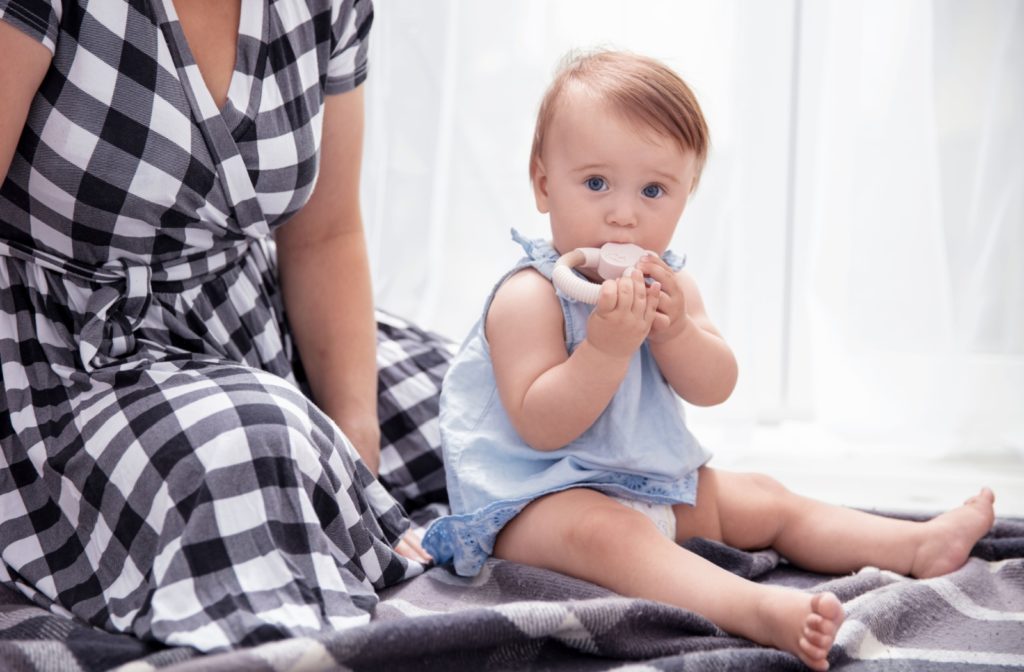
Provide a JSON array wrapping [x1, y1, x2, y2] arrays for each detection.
[[531, 160, 550, 214]]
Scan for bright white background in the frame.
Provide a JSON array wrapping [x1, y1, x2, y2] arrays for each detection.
[[360, 0, 1024, 515]]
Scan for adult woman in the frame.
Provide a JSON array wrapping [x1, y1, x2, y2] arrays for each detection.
[[0, 0, 445, 652]]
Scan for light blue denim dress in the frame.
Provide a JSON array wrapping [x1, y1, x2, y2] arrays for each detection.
[[422, 230, 712, 576]]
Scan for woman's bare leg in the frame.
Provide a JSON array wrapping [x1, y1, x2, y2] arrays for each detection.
[[676, 467, 996, 578], [494, 488, 843, 670]]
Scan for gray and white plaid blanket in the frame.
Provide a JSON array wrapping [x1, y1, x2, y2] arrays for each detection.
[[2, 513, 1022, 671]]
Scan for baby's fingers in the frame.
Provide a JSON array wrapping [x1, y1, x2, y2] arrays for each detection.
[[627, 269, 650, 316], [615, 275, 635, 311], [595, 279, 619, 314], [644, 281, 662, 322], [639, 256, 676, 292], [396, 532, 432, 564]]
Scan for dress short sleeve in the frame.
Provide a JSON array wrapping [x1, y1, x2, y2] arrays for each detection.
[[326, 0, 373, 94], [0, 0, 61, 54]]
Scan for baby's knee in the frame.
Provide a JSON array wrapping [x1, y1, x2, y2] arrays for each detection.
[[746, 473, 788, 497], [742, 473, 800, 520], [565, 501, 655, 555]]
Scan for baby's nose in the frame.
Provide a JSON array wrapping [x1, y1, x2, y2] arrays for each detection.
[[606, 198, 637, 227]]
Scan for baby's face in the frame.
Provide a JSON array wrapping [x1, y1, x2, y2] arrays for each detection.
[[533, 92, 699, 258]]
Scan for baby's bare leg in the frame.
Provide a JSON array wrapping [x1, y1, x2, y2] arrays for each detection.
[[678, 467, 996, 578], [495, 488, 843, 671]]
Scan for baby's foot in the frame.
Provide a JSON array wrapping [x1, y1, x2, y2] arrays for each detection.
[[756, 590, 844, 671], [910, 488, 995, 579]]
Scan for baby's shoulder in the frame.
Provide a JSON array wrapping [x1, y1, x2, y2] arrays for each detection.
[[498, 265, 553, 294], [486, 267, 563, 335]]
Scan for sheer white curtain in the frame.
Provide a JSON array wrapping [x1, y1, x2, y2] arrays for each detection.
[[789, 0, 1024, 456], [361, 0, 1023, 459]]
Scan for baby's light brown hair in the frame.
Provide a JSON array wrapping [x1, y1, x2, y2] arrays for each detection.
[[529, 50, 710, 191]]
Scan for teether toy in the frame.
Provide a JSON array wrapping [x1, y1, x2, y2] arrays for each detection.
[[551, 242, 652, 304]]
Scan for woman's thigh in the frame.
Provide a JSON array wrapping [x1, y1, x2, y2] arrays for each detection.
[[2, 358, 415, 647]]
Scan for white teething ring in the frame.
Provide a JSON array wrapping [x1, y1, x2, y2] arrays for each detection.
[[551, 242, 651, 304]]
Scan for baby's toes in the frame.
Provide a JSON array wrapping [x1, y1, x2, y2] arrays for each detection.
[[798, 637, 831, 671], [803, 623, 834, 649], [965, 487, 994, 507], [806, 613, 838, 638], [812, 592, 845, 627]]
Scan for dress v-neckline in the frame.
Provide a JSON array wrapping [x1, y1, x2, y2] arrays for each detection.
[[153, 0, 272, 236], [156, 0, 267, 136]]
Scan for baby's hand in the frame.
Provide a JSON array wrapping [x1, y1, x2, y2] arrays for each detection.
[[395, 530, 432, 564], [637, 255, 688, 343], [586, 269, 661, 358]]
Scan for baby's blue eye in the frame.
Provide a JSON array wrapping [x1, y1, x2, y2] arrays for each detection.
[[585, 177, 607, 191], [642, 184, 664, 198]]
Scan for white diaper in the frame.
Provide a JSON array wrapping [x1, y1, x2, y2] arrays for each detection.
[[611, 496, 677, 540]]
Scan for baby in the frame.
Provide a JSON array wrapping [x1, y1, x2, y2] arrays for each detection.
[[422, 50, 995, 670]]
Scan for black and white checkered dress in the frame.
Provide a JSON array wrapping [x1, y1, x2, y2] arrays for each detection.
[[0, 0, 450, 652]]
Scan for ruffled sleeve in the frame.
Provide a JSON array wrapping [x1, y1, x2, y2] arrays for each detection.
[[0, 0, 61, 54], [662, 248, 686, 272], [326, 0, 373, 94]]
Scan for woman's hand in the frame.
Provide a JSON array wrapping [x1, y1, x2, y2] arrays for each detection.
[[586, 269, 661, 358]]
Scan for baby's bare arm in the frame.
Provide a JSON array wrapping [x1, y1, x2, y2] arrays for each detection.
[[638, 260, 738, 406], [487, 268, 656, 450]]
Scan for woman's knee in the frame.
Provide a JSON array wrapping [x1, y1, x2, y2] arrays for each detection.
[[142, 366, 341, 491]]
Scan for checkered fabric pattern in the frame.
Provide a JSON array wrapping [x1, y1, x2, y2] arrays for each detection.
[[375, 310, 453, 513], [0, 0, 447, 653]]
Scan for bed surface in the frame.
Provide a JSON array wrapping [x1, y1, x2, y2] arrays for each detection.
[[2, 512, 1022, 671]]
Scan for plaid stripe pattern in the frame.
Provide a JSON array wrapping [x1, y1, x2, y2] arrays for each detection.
[[0, 0, 447, 652], [374, 311, 453, 513], [3, 524, 1023, 672]]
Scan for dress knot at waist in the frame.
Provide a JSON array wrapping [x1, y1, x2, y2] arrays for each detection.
[[0, 238, 258, 372], [78, 259, 152, 371], [0, 238, 252, 287]]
